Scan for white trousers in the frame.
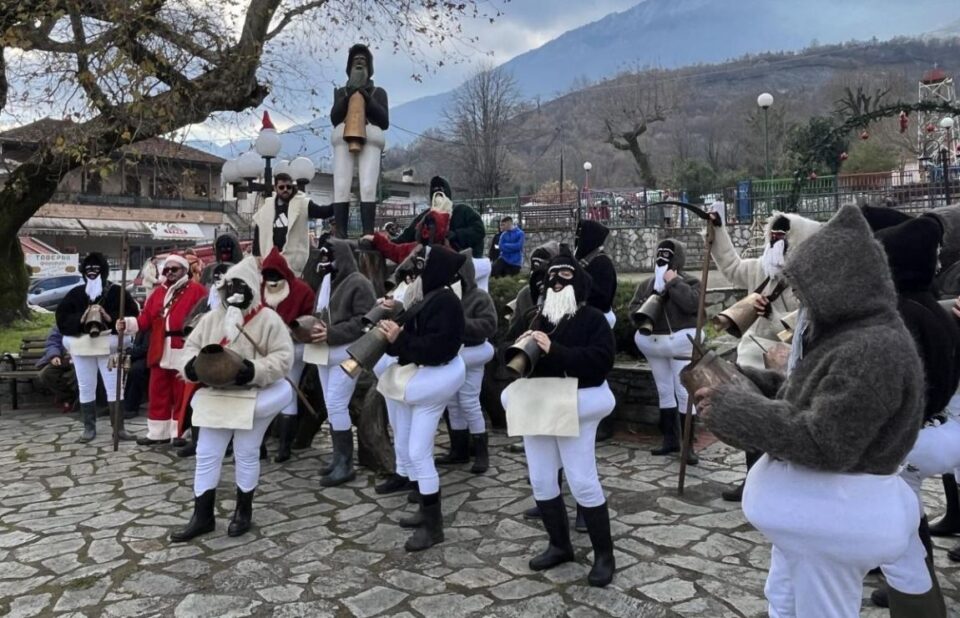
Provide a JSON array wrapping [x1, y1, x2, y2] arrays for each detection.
[[743, 455, 921, 618], [448, 342, 494, 434], [331, 123, 385, 203], [509, 383, 616, 508], [375, 355, 407, 477], [604, 310, 616, 328], [193, 380, 293, 496], [878, 404, 960, 595], [473, 258, 491, 292], [315, 343, 359, 431], [386, 358, 466, 495], [280, 344, 306, 416], [634, 328, 696, 414], [66, 335, 123, 403]]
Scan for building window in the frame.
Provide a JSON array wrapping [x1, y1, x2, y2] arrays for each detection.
[[194, 183, 209, 198]]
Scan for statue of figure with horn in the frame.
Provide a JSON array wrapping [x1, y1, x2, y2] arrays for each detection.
[[330, 43, 389, 238], [705, 202, 821, 502]]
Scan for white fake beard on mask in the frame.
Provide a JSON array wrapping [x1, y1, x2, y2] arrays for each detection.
[[222, 304, 244, 343], [542, 285, 579, 324], [263, 280, 290, 308], [653, 264, 668, 294], [431, 192, 453, 214], [85, 276, 103, 302], [761, 239, 787, 278], [403, 276, 424, 307], [451, 280, 463, 300]]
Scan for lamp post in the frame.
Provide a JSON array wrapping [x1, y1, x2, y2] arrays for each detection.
[[941, 116, 955, 205], [757, 93, 774, 180], [220, 111, 316, 199]]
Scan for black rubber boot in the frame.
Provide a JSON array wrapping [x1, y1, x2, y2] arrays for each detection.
[[77, 402, 97, 443], [227, 487, 255, 537], [470, 433, 489, 474], [529, 496, 575, 571], [929, 474, 960, 536], [524, 505, 543, 520], [360, 201, 377, 236], [436, 429, 471, 465], [575, 504, 588, 533], [320, 429, 356, 487], [375, 474, 414, 495], [274, 414, 297, 463], [651, 407, 680, 455], [399, 504, 424, 529], [170, 488, 216, 542], [177, 427, 198, 458], [109, 402, 136, 441], [595, 416, 614, 442], [332, 202, 350, 239], [582, 502, 616, 588], [404, 492, 444, 552], [722, 450, 761, 502], [407, 482, 420, 504]]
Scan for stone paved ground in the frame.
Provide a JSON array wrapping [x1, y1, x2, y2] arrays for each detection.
[[2, 406, 960, 618]]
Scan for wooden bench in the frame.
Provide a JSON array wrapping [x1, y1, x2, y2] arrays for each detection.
[[0, 335, 47, 411]]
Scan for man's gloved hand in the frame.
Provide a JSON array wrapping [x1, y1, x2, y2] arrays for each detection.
[[184, 356, 199, 382], [235, 359, 255, 386]]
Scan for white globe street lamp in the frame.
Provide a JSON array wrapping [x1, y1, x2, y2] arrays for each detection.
[[757, 93, 774, 179]]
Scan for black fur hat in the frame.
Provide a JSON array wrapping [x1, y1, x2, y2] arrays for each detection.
[[346, 44, 373, 77]]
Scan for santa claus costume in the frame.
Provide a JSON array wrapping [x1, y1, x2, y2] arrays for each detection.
[[122, 254, 207, 444]]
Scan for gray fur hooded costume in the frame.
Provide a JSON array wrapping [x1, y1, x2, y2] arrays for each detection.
[[705, 205, 924, 475]]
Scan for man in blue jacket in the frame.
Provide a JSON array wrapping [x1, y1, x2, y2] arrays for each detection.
[[492, 216, 525, 278]]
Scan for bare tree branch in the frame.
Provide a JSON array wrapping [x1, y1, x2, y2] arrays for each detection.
[[267, 0, 330, 40]]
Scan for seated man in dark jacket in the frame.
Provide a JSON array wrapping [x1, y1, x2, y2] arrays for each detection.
[[37, 324, 78, 412]]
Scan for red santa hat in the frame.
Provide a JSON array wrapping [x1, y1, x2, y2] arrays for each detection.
[[163, 253, 190, 271], [262, 110, 275, 130]]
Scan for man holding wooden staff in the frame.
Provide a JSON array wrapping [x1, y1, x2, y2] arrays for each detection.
[[329, 43, 389, 237]]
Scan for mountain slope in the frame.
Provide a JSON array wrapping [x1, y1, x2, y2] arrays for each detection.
[[389, 0, 959, 140]]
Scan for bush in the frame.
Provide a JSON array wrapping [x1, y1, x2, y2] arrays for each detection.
[[487, 274, 527, 342]]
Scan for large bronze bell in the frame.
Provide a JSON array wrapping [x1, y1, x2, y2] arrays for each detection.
[[362, 302, 403, 329], [679, 349, 762, 400], [340, 328, 390, 378], [713, 292, 763, 339], [193, 344, 246, 388], [290, 315, 318, 344], [778, 309, 798, 343], [81, 305, 107, 338], [633, 294, 664, 336], [504, 335, 542, 379]]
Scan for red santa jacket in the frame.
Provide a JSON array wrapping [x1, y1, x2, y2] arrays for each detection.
[[261, 248, 316, 324], [371, 209, 451, 264], [135, 279, 208, 353]]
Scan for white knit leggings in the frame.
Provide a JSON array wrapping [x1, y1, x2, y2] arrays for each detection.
[[510, 383, 616, 508], [280, 344, 306, 416], [193, 381, 294, 496], [634, 328, 696, 414], [878, 403, 960, 595], [375, 355, 407, 477], [386, 358, 466, 495], [448, 342, 494, 434], [66, 335, 122, 404], [315, 343, 359, 431], [743, 455, 921, 617], [332, 123, 385, 203]]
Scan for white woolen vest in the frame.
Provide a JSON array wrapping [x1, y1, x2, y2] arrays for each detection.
[[254, 193, 310, 276]]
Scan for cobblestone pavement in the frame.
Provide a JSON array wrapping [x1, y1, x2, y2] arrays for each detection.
[[2, 407, 960, 618]]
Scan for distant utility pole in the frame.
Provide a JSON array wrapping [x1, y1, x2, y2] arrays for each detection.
[[558, 126, 565, 202]]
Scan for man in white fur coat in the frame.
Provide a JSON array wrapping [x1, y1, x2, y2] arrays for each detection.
[[170, 256, 294, 542], [706, 202, 821, 501]]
